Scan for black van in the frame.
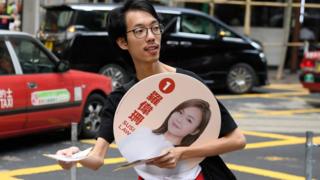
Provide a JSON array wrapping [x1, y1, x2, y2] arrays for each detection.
[[38, 3, 268, 94]]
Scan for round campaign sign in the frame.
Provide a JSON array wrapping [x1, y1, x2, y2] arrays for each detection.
[[113, 73, 221, 177]]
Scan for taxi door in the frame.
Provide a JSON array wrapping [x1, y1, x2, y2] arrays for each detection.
[[9, 37, 75, 130], [0, 39, 27, 137]]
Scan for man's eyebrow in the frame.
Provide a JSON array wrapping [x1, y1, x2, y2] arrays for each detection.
[[132, 20, 159, 28], [149, 20, 159, 25]]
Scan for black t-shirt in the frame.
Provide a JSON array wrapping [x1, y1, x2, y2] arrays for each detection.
[[98, 68, 237, 180]]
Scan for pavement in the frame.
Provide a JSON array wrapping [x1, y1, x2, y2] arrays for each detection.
[[219, 68, 320, 134], [268, 67, 300, 84], [267, 68, 300, 84]]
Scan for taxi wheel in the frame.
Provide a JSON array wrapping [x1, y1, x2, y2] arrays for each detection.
[[226, 63, 256, 94], [80, 94, 106, 138], [99, 64, 130, 90]]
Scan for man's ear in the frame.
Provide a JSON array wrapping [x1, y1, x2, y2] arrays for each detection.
[[116, 37, 128, 50]]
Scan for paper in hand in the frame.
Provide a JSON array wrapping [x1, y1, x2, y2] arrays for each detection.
[[113, 151, 169, 172], [43, 147, 92, 162]]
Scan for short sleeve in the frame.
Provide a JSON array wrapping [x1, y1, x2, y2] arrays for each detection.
[[97, 90, 125, 143], [217, 99, 237, 137], [176, 68, 238, 137]]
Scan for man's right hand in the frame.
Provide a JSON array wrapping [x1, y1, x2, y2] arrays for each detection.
[[56, 146, 80, 170]]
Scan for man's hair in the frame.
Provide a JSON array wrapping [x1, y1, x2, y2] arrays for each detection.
[[106, 0, 161, 49]]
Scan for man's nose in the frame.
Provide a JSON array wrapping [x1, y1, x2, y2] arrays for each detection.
[[145, 28, 156, 41]]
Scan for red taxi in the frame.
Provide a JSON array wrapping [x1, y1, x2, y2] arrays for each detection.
[[0, 31, 112, 139], [300, 51, 320, 93]]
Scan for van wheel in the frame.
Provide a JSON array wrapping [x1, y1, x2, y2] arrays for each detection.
[[99, 64, 129, 89], [226, 63, 256, 94], [80, 94, 106, 138]]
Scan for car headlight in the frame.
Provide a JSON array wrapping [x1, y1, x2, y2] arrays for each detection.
[[259, 52, 267, 63], [251, 41, 263, 51]]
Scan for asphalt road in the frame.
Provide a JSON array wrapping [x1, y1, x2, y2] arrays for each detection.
[[1, 82, 319, 180]]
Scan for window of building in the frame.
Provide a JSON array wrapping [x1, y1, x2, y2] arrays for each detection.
[[214, 4, 245, 26], [251, 6, 284, 27]]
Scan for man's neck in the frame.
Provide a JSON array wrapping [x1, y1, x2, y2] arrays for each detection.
[[135, 62, 176, 80]]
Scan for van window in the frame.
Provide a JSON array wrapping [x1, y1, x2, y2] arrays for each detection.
[[160, 13, 177, 26], [180, 14, 237, 38], [74, 11, 108, 31], [42, 10, 73, 32], [181, 14, 216, 35]]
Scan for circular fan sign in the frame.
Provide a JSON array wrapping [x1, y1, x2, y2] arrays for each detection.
[[113, 73, 221, 177]]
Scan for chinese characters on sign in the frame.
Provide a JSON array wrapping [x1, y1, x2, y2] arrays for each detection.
[[118, 78, 175, 136], [0, 88, 13, 109]]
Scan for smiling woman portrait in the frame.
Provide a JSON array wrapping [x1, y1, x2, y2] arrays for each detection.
[[117, 99, 212, 179], [153, 99, 211, 147]]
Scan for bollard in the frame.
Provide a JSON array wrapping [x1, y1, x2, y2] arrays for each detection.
[[305, 131, 313, 180], [71, 122, 78, 180]]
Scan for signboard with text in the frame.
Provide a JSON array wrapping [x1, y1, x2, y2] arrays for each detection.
[[113, 73, 221, 177]]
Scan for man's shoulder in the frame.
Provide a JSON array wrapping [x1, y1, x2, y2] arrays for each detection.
[[176, 68, 204, 83]]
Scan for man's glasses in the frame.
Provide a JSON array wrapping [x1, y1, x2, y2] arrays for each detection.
[[127, 24, 164, 39]]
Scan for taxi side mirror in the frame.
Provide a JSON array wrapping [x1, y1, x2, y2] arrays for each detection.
[[56, 60, 70, 72]]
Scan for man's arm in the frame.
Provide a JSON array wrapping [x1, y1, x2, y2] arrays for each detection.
[[79, 138, 110, 170], [150, 128, 246, 168], [57, 137, 110, 170], [180, 128, 246, 159]]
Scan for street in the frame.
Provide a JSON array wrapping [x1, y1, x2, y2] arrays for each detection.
[[0, 81, 319, 180]]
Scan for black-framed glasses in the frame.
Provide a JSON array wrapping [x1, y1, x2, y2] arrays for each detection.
[[127, 24, 164, 39]]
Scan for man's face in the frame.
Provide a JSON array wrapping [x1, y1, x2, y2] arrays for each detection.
[[124, 10, 162, 64]]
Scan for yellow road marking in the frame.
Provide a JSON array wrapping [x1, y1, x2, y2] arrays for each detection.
[[231, 113, 246, 119], [2, 131, 318, 180], [262, 156, 295, 162], [243, 131, 300, 140], [0, 157, 126, 180], [216, 83, 308, 100], [253, 108, 320, 116], [245, 137, 320, 150], [244, 131, 320, 149], [217, 91, 309, 100], [246, 139, 304, 149], [80, 140, 118, 149], [227, 163, 305, 180], [0, 160, 306, 180], [264, 84, 304, 90], [80, 139, 96, 144]]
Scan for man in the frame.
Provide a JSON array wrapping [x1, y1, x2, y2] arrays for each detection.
[[57, 0, 246, 179]]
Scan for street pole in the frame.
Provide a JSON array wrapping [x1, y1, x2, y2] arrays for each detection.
[[243, 0, 251, 36], [305, 131, 313, 180], [70, 122, 78, 180], [22, 0, 40, 35], [276, 0, 293, 80]]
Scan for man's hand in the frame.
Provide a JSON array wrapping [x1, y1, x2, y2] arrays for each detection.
[[147, 147, 186, 169], [56, 146, 80, 170]]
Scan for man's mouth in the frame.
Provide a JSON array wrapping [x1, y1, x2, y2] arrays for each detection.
[[144, 44, 159, 54]]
